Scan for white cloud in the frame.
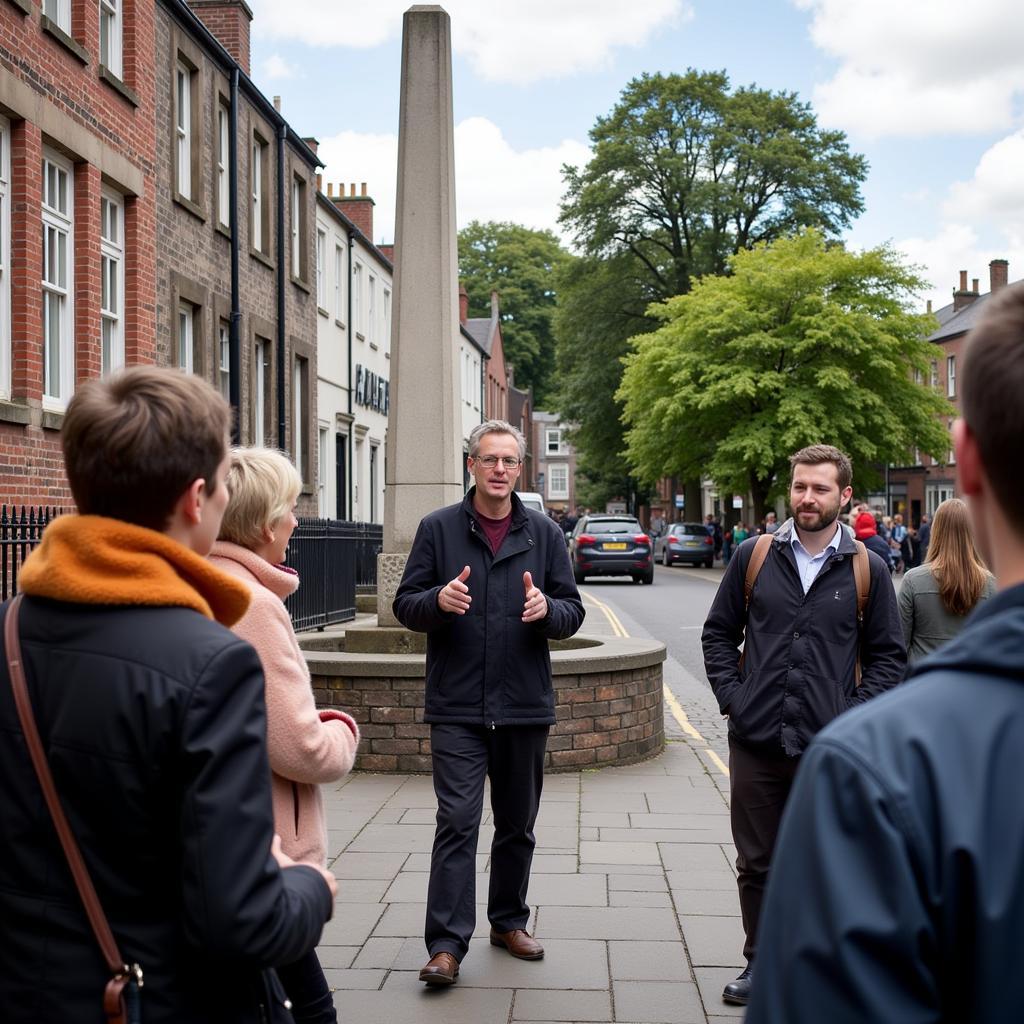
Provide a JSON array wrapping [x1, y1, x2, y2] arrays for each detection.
[[317, 118, 590, 245], [250, 0, 690, 85], [260, 53, 298, 80], [893, 131, 1024, 311], [795, 0, 1024, 137]]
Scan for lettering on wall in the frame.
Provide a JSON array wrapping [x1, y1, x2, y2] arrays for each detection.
[[355, 364, 390, 413]]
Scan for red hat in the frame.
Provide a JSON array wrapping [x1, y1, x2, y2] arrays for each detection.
[[854, 511, 877, 540]]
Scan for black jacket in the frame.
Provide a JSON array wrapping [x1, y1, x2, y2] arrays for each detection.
[[0, 598, 332, 1023], [863, 531, 895, 570], [393, 489, 585, 726], [701, 518, 906, 756], [748, 583, 1024, 1024]]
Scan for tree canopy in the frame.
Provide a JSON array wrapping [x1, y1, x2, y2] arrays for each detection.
[[617, 230, 954, 521], [554, 69, 868, 507], [457, 220, 569, 405]]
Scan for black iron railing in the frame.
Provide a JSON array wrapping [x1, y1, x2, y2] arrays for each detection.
[[0, 505, 68, 600], [284, 519, 382, 632]]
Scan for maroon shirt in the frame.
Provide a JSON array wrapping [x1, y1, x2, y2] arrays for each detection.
[[476, 510, 512, 555]]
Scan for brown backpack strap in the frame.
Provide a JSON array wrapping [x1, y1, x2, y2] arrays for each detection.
[[743, 533, 774, 610], [3, 595, 141, 1023], [851, 541, 870, 687]]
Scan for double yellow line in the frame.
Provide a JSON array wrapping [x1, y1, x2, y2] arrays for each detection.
[[581, 591, 729, 778]]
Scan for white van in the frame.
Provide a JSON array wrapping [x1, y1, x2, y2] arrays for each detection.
[[516, 491, 545, 514]]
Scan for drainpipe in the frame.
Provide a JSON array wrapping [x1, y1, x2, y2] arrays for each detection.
[[228, 67, 241, 444], [347, 229, 354, 519], [276, 124, 287, 450]]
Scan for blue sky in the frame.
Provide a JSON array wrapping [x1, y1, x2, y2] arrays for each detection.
[[248, 0, 1024, 311]]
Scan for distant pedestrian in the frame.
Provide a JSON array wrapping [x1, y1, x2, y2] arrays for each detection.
[[732, 522, 750, 546], [211, 448, 361, 1024], [898, 497, 995, 662], [890, 512, 909, 571], [702, 444, 905, 1008], [0, 367, 335, 1023], [722, 526, 734, 565], [746, 275, 1024, 1024], [854, 508, 895, 572], [393, 420, 585, 987], [705, 513, 723, 559], [917, 512, 932, 562], [763, 511, 779, 534]]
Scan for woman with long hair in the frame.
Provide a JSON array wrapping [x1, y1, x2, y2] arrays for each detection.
[[898, 498, 995, 661]]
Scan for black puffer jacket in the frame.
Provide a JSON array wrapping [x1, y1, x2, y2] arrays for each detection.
[[0, 598, 331, 1023], [701, 518, 906, 756], [748, 583, 1024, 1023], [393, 490, 585, 726]]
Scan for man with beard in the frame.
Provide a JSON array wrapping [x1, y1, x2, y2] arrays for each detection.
[[701, 444, 905, 1008]]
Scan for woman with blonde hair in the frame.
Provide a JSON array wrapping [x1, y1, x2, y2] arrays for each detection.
[[211, 447, 359, 1024], [898, 497, 995, 662]]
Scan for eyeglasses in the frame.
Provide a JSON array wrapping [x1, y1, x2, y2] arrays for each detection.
[[475, 455, 521, 469]]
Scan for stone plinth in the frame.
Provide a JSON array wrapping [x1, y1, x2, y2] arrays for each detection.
[[375, 552, 409, 628], [302, 634, 667, 773]]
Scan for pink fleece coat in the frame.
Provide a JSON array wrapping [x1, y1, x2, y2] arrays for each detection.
[[210, 541, 359, 866]]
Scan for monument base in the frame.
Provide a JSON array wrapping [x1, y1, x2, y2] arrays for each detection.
[[376, 552, 408, 627]]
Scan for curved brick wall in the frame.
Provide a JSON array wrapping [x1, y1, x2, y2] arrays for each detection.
[[306, 636, 666, 773]]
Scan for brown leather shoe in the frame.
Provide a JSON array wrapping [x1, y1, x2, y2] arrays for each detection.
[[419, 951, 459, 986], [489, 927, 544, 960]]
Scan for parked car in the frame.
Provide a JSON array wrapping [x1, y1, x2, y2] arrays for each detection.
[[568, 514, 653, 584], [516, 491, 545, 514], [653, 522, 715, 568]]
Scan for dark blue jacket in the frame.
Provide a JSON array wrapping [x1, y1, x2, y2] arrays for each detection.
[[393, 489, 585, 727], [0, 598, 331, 1023], [702, 517, 906, 756], [748, 583, 1024, 1024]]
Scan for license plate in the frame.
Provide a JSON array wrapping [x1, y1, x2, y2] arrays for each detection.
[[685, 541, 700, 547], [603, 542, 627, 550]]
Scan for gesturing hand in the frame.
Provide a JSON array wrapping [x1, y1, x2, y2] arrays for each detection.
[[438, 565, 472, 615], [522, 570, 548, 623]]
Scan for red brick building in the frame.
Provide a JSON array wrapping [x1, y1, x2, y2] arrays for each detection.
[[887, 259, 1014, 525], [0, 0, 156, 503]]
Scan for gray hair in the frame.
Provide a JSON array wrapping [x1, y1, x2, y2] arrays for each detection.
[[468, 419, 527, 462]]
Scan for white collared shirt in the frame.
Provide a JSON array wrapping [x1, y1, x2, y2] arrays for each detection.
[[790, 520, 843, 594]]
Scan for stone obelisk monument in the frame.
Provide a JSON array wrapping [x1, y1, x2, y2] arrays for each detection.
[[377, 5, 464, 626]]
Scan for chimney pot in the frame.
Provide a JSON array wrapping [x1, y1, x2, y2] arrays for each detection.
[[273, 95, 281, 112], [361, 182, 367, 197], [327, 182, 333, 197], [959, 270, 968, 292], [927, 299, 932, 314], [459, 282, 469, 325], [350, 183, 356, 197], [316, 173, 322, 192], [972, 278, 979, 293], [990, 258, 1009, 292]]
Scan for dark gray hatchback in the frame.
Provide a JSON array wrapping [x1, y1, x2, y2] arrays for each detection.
[[568, 515, 653, 585], [653, 522, 715, 567]]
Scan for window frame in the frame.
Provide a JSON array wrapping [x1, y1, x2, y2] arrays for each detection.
[[352, 260, 363, 337], [316, 227, 327, 311], [218, 319, 230, 399], [545, 428, 563, 454], [44, 0, 71, 32], [547, 464, 569, 500], [175, 60, 192, 201], [177, 301, 195, 373], [216, 100, 230, 231], [100, 188, 124, 376], [41, 150, 74, 410], [383, 286, 391, 356], [368, 273, 376, 346], [172, 34, 204, 216], [334, 241, 344, 323], [99, 0, 121, 79], [946, 354, 956, 398], [249, 127, 271, 260], [290, 172, 308, 285]]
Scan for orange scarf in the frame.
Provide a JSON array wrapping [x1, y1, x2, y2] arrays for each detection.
[[18, 515, 250, 626]]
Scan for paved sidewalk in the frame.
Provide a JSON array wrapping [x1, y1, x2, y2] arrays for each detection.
[[318, 725, 744, 1022]]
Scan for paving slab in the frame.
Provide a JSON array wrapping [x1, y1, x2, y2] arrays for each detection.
[[346, 823, 436, 853], [609, 940, 691, 982], [580, 791, 649, 812], [613, 981, 706, 1024], [350, 936, 406, 970], [334, 984, 513, 1024], [610, 888, 673, 908], [581, 811, 631, 828], [460, 939, 609, 989], [657, 844, 732, 872], [608, 872, 669, 891], [336, 878, 391, 903], [672, 889, 741, 917], [629, 813, 730, 829], [512, 988, 612, 1021], [331, 851, 409, 878], [319, 903, 387, 947], [317, 945, 359, 969], [323, 967, 386, 989], [579, 840, 661, 865], [678, 915, 745, 967], [602, 827, 734, 844], [693, 967, 747, 1019], [535, 906, 679, 940]]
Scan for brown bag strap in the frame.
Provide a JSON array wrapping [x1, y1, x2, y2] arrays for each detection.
[[743, 533, 774, 609], [3, 595, 140, 1021], [851, 540, 870, 688]]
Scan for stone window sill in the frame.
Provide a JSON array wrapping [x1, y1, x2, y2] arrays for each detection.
[[5, 0, 31, 16], [99, 66, 139, 106], [41, 15, 89, 65], [174, 192, 206, 223]]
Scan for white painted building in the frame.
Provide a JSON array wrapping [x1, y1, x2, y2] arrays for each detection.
[[458, 322, 486, 482], [315, 186, 392, 523]]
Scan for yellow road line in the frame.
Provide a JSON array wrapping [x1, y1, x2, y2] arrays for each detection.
[[671, 567, 723, 584], [581, 590, 729, 779]]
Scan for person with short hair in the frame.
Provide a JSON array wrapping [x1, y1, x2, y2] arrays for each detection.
[[394, 419, 585, 987], [702, 444, 905, 1007], [0, 367, 335, 1023], [747, 282, 1024, 1023], [211, 448, 361, 1024]]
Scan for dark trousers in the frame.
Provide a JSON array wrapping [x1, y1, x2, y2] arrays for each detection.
[[276, 949, 337, 1024], [425, 723, 549, 960], [728, 735, 800, 963]]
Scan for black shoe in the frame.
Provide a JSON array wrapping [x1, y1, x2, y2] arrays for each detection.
[[722, 964, 752, 1006]]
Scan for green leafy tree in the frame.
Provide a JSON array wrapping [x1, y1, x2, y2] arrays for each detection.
[[617, 230, 954, 522], [457, 221, 570, 405], [555, 69, 868, 507]]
